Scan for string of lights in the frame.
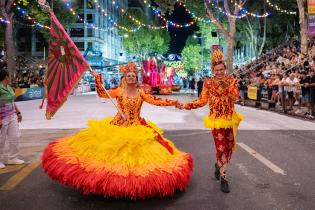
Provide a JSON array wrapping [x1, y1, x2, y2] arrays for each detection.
[[14, 3, 51, 29], [0, 17, 10, 24], [266, 0, 296, 15], [149, 6, 196, 28], [176, 1, 212, 24], [205, 0, 269, 19]]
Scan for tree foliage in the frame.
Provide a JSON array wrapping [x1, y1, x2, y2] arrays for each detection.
[[152, 0, 177, 15], [154, 0, 304, 66], [26, 0, 77, 41], [181, 35, 202, 75], [118, 8, 170, 59]]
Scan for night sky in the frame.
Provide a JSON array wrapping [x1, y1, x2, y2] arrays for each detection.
[[166, 3, 198, 54]]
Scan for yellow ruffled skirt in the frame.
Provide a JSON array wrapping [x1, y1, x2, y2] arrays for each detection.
[[42, 117, 193, 199]]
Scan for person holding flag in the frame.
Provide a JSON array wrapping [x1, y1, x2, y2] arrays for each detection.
[[41, 11, 192, 199], [176, 49, 244, 193]]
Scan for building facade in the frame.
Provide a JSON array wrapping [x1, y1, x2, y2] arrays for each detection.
[[70, 0, 128, 65], [16, 0, 128, 67]]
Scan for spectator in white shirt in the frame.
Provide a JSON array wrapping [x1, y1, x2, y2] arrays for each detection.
[[285, 73, 299, 110]]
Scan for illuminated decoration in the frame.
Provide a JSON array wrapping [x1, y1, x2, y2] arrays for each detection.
[[14, 3, 51, 29], [176, 1, 211, 23], [0, 17, 10, 24], [126, 15, 167, 30], [164, 61, 186, 78], [266, 0, 297, 15], [309, 0, 315, 13], [308, 0, 315, 37], [17, 0, 29, 6], [150, 6, 196, 28], [91, 0, 126, 17], [206, 0, 269, 19]]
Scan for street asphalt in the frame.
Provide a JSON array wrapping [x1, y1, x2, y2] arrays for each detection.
[[0, 94, 315, 210]]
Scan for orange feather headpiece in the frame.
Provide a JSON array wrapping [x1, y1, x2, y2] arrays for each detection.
[[211, 49, 225, 67], [119, 62, 138, 76]]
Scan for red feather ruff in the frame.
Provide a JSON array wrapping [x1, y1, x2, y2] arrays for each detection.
[[42, 142, 193, 199]]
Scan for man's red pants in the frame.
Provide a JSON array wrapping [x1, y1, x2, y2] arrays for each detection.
[[212, 128, 234, 168]]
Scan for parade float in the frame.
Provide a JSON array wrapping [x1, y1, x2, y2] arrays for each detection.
[[141, 55, 187, 95]]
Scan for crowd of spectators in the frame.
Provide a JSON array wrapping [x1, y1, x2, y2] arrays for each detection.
[[0, 52, 45, 89], [235, 38, 315, 118], [11, 67, 44, 88]]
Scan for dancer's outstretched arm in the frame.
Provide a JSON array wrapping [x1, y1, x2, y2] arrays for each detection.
[[91, 72, 121, 98], [180, 83, 209, 110], [140, 89, 178, 106]]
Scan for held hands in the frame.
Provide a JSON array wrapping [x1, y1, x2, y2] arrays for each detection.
[[175, 101, 191, 110]]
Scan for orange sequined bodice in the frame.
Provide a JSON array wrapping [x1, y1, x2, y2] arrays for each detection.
[[94, 75, 177, 126], [186, 75, 239, 119], [111, 92, 143, 126]]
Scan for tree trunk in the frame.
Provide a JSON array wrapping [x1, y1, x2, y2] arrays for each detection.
[[0, 0, 16, 73], [297, 0, 307, 54], [5, 15, 15, 73], [204, 0, 245, 72], [226, 36, 234, 72], [258, 17, 267, 56]]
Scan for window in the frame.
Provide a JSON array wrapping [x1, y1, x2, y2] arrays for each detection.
[[17, 28, 31, 52], [87, 14, 93, 23], [88, 42, 93, 49], [76, 14, 84, 23], [35, 31, 45, 51], [70, 28, 84, 37], [74, 42, 85, 51], [87, 28, 93, 37]]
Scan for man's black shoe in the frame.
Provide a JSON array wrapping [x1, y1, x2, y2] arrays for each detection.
[[220, 176, 230, 193]]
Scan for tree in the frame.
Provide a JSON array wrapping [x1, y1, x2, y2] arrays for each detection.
[[297, 0, 307, 54], [0, 0, 76, 73], [204, 0, 246, 72], [27, 0, 77, 41], [0, 0, 17, 73], [185, 35, 199, 46], [181, 36, 203, 75], [150, 30, 170, 54], [118, 9, 170, 59], [153, 0, 177, 15], [239, 15, 267, 59], [154, 0, 244, 72]]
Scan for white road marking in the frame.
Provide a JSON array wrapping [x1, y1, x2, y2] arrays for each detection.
[[237, 142, 286, 175], [168, 131, 210, 137]]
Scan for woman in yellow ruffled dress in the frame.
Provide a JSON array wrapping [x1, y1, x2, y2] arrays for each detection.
[[42, 62, 193, 199]]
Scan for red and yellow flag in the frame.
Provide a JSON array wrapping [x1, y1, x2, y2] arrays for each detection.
[[42, 11, 89, 119]]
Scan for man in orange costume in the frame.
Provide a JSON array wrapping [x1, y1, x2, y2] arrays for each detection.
[[177, 50, 243, 193]]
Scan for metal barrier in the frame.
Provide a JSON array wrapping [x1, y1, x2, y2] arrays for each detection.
[[243, 85, 315, 118]]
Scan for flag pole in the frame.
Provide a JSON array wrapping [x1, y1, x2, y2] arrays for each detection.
[[88, 66, 126, 120]]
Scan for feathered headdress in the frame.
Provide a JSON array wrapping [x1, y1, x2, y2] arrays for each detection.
[[119, 62, 138, 75], [211, 49, 225, 67]]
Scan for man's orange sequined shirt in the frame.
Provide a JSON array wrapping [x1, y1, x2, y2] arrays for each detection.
[[186, 75, 239, 119]]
